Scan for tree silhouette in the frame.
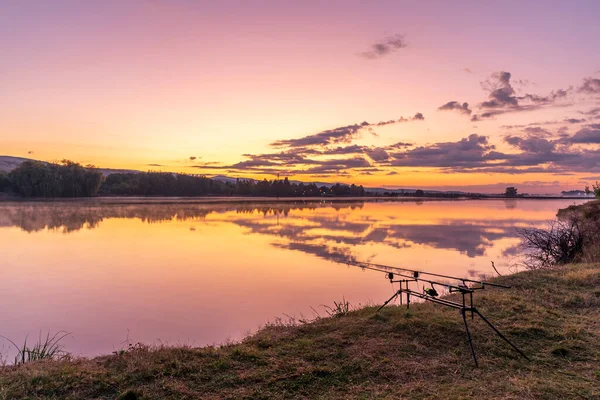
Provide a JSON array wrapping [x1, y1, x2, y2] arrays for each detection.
[[505, 187, 518, 197]]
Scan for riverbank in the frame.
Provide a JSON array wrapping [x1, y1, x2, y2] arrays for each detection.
[[1, 262, 598, 399]]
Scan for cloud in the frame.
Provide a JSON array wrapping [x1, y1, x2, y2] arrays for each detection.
[[322, 145, 366, 155], [480, 71, 518, 108], [387, 171, 398, 175], [504, 136, 556, 153], [359, 34, 407, 59], [568, 125, 600, 144], [365, 147, 390, 162], [148, 163, 163, 166], [379, 126, 600, 174], [271, 122, 369, 148], [580, 107, 600, 117], [578, 77, 600, 94], [438, 101, 472, 115], [387, 141, 413, 149], [298, 157, 371, 175], [564, 118, 586, 124], [471, 71, 571, 121], [463, 68, 473, 73], [523, 126, 552, 137], [270, 114, 424, 148], [389, 134, 496, 168], [189, 156, 197, 161]]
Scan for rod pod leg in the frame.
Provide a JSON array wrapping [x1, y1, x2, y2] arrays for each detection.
[[461, 308, 478, 367], [377, 291, 399, 313], [473, 309, 530, 361]]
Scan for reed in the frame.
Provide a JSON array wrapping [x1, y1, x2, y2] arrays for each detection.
[[1, 331, 70, 365]]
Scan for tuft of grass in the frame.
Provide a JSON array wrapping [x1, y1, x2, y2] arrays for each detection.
[[1, 331, 70, 365], [322, 297, 351, 317]]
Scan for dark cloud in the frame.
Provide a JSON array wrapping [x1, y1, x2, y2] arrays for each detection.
[[298, 157, 371, 175], [359, 34, 407, 59], [463, 68, 473, 74], [322, 145, 366, 156], [389, 134, 496, 168], [578, 77, 600, 94], [387, 142, 413, 149], [365, 147, 390, 162], [379, 126, 600, 174], [189, 156, 197, 161], [480, 71, 518, 108], [568, 125, 600, 144], [504, 136, 556, 154], [271, 122, 369, 148], [242, 150, 321, 165], [189, 161, 225, 169], [438, 101, 472, 115], [580, 107, 600, 117], [472, 71, 571, 121], [148, 163, 163, 167], [523, 126, 552, 137], [230, 159, 279, 169], [271, 114, 424, 149], [564, 118, 586, 124], [380, 113, 424, 124], [387, 171, 398, 175]]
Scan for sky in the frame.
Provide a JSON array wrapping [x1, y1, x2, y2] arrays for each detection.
[[1, 0, 600, 193]]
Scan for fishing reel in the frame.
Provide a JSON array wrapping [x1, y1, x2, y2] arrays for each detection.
[[423, 284, 439, 297]]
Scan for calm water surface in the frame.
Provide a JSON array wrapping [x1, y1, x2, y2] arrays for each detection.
[[0, 198, 587, 357]]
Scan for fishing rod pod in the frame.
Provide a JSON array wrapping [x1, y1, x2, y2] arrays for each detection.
[[348, 260, 529, 367]]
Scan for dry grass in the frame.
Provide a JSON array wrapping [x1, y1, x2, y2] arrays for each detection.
[[1, 264, 600, 399]]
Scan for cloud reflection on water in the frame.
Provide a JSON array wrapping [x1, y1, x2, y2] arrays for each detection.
[[0, 200, 555, 265]]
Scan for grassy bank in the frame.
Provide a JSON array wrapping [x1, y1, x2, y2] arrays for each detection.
[[1, 263, 599, 399]]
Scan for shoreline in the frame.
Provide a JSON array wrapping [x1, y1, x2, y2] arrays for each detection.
[[0, 194, 593, 205], [0, 262, 598, 399]]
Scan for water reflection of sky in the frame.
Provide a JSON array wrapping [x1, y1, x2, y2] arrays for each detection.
[[0, 199, 587, 357]]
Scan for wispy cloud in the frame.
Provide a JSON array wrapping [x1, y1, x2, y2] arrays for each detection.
[[578, 77, 600, 94], [359, 34, 407, 59], [470, 71, 572, 121], [270, 113, 424, 148], [438, 101, 472, 115]]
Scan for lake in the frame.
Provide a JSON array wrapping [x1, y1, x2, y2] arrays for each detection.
[[0, 198, 588, 358]]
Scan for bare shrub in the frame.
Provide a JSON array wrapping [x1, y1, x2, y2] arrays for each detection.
[[517, 217, 587, 269]]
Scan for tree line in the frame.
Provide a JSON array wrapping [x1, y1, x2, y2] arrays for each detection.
[[1, 160, 366, 198], [2, 161, 103, 198]]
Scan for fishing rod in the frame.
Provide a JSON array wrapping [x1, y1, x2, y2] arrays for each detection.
[[346, 262, 475, 293], [350, 261, 511, 289], [346, 259, 529, 367]]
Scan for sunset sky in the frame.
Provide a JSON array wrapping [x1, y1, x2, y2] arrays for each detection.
[[2, 0, 600, 193]]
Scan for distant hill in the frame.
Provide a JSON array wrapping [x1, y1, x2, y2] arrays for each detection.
[[0, 156, 34, 173], [0, 156, 138, 176]]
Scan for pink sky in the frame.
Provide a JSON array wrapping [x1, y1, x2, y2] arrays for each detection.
[[1, 0, 600, 193]]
